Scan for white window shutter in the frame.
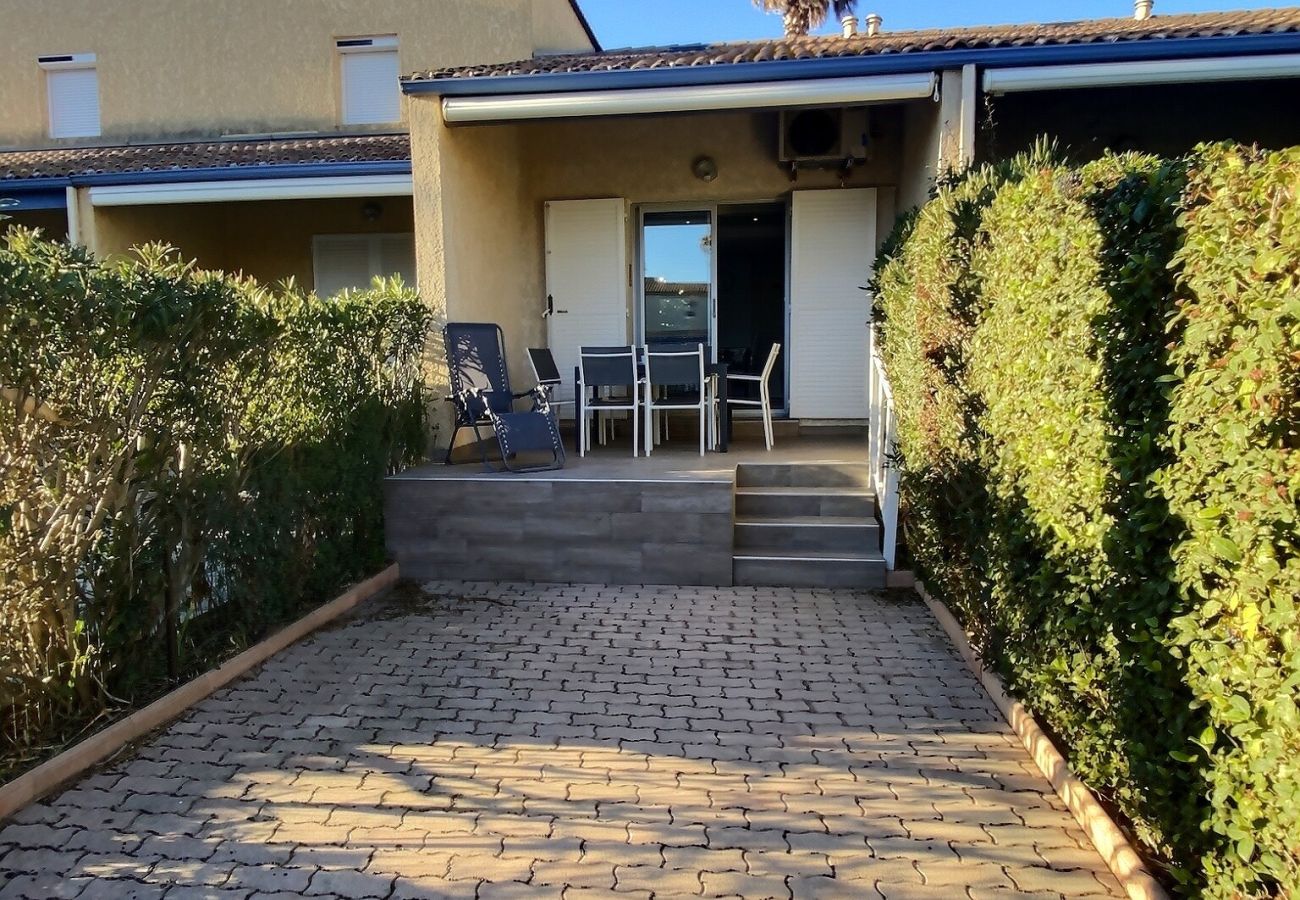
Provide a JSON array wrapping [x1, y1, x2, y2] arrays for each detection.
[[313, 236, 373, 298], [47, 67, 101, 138], [340, 49, 400, 125], [313, 233, 416, 298], [789, 189, 877, 420], [544, 199, 629, 408], [377, 233, 416, 287]]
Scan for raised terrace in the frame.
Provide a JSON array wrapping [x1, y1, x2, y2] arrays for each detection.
[[384, 433, 889, 589]]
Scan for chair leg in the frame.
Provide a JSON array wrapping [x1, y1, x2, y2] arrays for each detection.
[[579, 400, 586, 458], [644, 402, 652, 457], [699, 405, 706, 457], [632, 403, 639, 458], [761, 387, 774, 450]]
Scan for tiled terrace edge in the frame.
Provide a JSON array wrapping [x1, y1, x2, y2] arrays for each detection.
[[0, 563, 400, 823], [917, 580, 1169, 900]]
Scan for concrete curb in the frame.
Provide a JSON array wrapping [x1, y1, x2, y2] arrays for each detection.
[[916, 580, 1168, 900], [0, 563, 400, 822]]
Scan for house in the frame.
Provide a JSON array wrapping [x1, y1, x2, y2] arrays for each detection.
[[0, 0, 597, 294], [399, 5, 1300, 442], [382, 4, 1300, 589]]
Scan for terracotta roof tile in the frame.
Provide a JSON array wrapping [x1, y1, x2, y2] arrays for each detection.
[[0, 133, 410, 182], [408, 9, 1300, 82]]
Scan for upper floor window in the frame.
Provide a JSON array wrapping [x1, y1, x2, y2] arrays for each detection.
[[39, 53, 101, 139], [337, 36, 400, 126]]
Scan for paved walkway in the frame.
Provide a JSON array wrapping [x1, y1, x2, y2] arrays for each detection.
[[0, 583, 1123, 899]]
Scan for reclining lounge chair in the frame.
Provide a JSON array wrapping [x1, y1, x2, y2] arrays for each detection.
[[443, 322, 565, 473]]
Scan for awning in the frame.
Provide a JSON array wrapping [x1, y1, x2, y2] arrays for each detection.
[[984, 51, 1300, 94], [441, 72, 938, 125]]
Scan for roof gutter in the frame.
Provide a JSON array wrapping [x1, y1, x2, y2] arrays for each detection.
[[984, 50, 1300, 93], [0, 159, 411, 191], [441, 72, 937, 125], [403, 32, 1300, 98]]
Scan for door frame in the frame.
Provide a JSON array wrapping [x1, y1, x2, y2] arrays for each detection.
[[633, 199, 791, 417]]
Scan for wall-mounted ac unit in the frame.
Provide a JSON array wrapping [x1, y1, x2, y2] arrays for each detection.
[[779, 107, 870, 166]]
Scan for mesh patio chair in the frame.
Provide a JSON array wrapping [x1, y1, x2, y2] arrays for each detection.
[[726, 342, 782, 450], [443, 323, 565, 473], [643, 342, 711, 457], [577, 346, 640, 458]]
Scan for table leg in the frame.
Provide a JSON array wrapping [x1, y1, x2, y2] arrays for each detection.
[[715, 367, 730, 453]]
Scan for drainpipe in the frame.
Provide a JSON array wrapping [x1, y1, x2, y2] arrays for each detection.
[[841, 15, 858, 38], [865, 13, 883, 37], [1134, 0, 1154, 20]]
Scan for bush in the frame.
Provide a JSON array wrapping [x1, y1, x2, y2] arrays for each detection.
[[0, 230, 430, 777], [1160, 144, 1300, 895], [875, 143, 1298, 896]]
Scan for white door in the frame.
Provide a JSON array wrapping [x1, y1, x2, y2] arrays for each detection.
[[789, 189, 877, 419], [545, 199, 628, 409]]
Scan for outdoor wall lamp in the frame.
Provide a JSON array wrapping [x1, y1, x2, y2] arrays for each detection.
[[692, 156, 719, 182]]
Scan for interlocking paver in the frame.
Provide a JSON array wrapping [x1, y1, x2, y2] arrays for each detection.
[[0, 581, 1122, 899]]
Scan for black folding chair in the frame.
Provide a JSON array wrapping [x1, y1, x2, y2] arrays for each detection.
[[443, 323, 565, 473]]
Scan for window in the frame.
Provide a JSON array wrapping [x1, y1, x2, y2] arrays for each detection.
[[337, 36, 400, 125], [312, 233, 415, 298], [40, 53, 101, 139]]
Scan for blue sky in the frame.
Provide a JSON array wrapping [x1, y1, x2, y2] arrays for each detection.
[[579, 0, 1292, 48]]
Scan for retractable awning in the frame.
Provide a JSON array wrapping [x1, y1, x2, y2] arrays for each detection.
[[440, 72, 938, 125]]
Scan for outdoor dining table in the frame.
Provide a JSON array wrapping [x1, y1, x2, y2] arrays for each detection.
[[572, 356, 731, 453]]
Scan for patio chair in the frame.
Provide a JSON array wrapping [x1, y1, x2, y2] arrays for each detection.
[[643, 342, 711, 457], [577, 345, 640, 458], [443, 323, 565, 473], [726, 342, 782, 450]]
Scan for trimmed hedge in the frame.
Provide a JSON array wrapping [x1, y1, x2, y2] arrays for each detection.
[[874, 144, 1298, 896], [0, 230, 430, 779]]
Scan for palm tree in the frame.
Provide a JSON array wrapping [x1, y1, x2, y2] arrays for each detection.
[[753, 0, 858, 37]]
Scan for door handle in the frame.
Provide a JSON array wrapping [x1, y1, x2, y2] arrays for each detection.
[[544, 295, 554, 318]]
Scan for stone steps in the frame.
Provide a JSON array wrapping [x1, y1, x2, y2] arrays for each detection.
[[732, 463, 886, 590]]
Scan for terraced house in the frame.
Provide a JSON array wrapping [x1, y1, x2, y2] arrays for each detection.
[[0, 0, 597, 295]]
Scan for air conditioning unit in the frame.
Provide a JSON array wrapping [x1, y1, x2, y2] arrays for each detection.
[[779, 107, 870, 166]]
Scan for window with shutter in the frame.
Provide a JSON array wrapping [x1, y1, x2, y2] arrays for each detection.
[[337, 36, 400, 126], [312, 233, 416, 298], [40, 54, 101, 139]]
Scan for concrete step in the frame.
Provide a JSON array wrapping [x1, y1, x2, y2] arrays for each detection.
[[736, 462, 872, 489], [733, 551, 887, 589], [735, 516, 879, 552], [735, 486, 876, 519]]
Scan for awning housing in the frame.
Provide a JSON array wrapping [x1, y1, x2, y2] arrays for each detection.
[[441, 73, 939, 125]]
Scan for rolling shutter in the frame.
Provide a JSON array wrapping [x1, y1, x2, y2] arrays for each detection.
[[45, 63, 101, 139], [339, 38, 400, 125]]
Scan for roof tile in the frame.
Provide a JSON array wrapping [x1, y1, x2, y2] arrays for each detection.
[[408, 9, 1300, 82], [0, 133, 410, 182]]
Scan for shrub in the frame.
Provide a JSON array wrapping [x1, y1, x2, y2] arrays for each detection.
[[1160, 144, 1299, 896], [0, 230, 430, 776], [875, 142, 1298, 895]]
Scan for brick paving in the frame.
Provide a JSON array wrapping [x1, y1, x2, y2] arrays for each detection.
[[0, 582, 1124, 899]]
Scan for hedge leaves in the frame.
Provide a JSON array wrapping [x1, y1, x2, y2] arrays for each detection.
[[875, 143, 1298, 897]]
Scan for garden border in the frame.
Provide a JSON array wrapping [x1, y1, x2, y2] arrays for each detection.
[[0, 563, 400, 822], [917, 580, 1169, 900]]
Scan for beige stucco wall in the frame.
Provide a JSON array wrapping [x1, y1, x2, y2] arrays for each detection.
[[86, 196, 414, 289], [0, 0, 595, 148]]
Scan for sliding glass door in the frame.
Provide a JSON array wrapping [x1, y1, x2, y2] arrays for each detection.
[[639, 208, 714, 348]]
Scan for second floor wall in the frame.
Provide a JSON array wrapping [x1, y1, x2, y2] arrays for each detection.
[[0, 0, 594, 149]]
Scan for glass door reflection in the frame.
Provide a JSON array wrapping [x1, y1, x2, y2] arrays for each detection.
[[641, 210, 713, 348]]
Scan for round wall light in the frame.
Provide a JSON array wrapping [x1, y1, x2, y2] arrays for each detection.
[[691, 156, 719, 183]]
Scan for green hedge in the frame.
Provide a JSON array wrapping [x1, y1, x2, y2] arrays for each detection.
[[874, 144, 1298, 897], [0, 230, 430, 778]]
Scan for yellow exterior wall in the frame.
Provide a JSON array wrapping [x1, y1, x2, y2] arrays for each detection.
[[0, 0, 595, 148], [89, 197, 414, 289]]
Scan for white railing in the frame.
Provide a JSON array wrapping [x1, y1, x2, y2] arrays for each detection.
[[867, 325, 899, 569]]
